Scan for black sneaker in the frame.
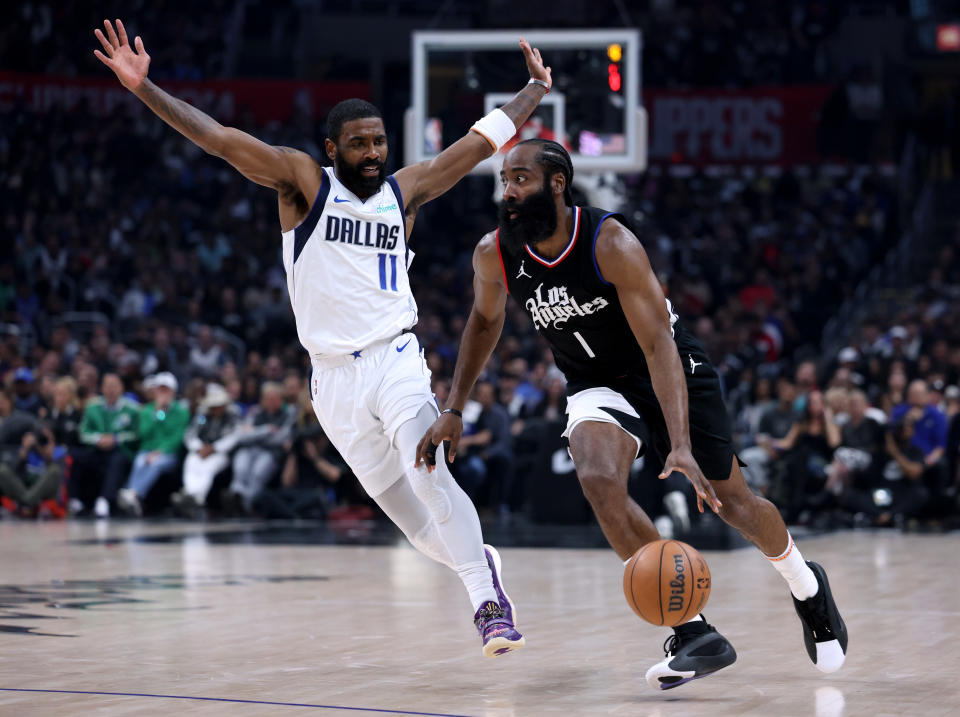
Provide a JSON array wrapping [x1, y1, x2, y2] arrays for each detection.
[[792, 561, 847, 673], [644, 616, 737, 690]]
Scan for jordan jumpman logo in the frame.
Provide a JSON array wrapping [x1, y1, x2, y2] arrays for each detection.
[[688, 354, 703, 374], [516, 260, 531, 279]]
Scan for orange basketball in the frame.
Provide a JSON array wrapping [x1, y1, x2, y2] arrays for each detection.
[[623, 539, 711, 627]]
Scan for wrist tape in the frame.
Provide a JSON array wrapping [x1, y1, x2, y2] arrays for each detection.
[[470, 108, 516, 152]]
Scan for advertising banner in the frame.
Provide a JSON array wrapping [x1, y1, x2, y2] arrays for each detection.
[[0, 72, 370, 124], [645, 86, 833, 166]]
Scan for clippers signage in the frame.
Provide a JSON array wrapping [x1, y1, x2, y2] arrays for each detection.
[[646, 86, 832, 166], [0, 71, 369, 124]]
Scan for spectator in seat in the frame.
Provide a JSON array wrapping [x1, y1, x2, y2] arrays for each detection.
[[891, 380, 947, 470], [282, 372, 304, 406], [47, 377, 83, 512], [47, 377, 82, 450], [11, 367, 46, 418], [188, 325, 223, 379], [171, 383, 242, 518], [117, 372, 190, 516], [0, 383, 64, 516], [879, 363, 908, 416], [766, 389, 842, 522], [529, 375, 567, 422], [944, 385, 960, 490], [141, 326, 182, 379], [793, 360, 818, 412], [222, 382, 295, 514], [260, 398, 346, 519], [825, 389, 884, 498], [0, 422, 65, 516], [740, 376, 798, 493], [455, 380, 514, 516], [77, 373, 140, 518], [844, 415, 928, 526]]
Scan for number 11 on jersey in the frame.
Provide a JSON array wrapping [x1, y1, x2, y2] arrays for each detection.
[[378, 253, 398, 292]]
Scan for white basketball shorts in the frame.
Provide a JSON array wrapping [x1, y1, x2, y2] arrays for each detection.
[[561, 386, 645, 458], [309, 332, 435, 497]]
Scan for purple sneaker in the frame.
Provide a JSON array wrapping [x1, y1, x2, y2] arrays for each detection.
[[483, 544, 518, 626], [474, 601, 525, 658]]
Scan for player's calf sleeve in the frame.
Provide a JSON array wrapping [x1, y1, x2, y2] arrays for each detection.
[[395, 405, 457, 523], [410, 519, 455, 569]]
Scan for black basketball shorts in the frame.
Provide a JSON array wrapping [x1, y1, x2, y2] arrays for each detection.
[[565, 339, 742, 482]]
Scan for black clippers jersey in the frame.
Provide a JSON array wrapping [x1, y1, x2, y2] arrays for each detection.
[[497, 206, 680, 387]]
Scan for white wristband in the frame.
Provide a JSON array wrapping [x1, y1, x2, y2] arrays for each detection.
[[470, 108, 516, 152]]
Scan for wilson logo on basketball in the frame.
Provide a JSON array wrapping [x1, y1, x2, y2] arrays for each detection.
[[668, 554, 686, 613], [623, 539, 712, 627]]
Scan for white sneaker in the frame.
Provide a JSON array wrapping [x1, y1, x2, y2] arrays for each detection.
[[117, 489, 142, 517], [68, 498, 85, 515], [94, 496, 110, 519]]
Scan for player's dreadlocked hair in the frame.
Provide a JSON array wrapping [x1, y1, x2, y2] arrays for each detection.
[[516, 138, 574, 206], [326, 99, 382, 143]]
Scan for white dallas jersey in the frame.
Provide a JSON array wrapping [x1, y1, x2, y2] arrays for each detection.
[[281, 167, 417, 357]]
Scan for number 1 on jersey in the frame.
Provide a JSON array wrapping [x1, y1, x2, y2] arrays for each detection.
[[378, 253, 398, 292], [573, 331, 596, 358]]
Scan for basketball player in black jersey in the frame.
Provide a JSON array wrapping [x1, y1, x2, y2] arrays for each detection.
[[416, 139, 848, 689]]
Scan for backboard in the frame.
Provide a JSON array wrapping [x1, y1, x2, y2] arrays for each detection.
[[406, 29, 646, 174]]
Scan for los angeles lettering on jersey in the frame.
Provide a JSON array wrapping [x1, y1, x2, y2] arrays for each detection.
[[324, 215, 401, 250], [498, 206, 681, 383], [526, 282, 610, 331]]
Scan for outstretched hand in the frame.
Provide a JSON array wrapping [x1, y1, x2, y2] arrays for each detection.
[[415, 412, 464, 472], [519, 38, 552, 90], [93, 19, 150, 91], [660, 447, 722, 514]]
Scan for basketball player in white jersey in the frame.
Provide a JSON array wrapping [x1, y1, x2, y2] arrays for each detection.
[[94, 18, 551, 657]]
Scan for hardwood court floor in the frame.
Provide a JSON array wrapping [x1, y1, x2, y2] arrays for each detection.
[[1, 521, 958, 716]]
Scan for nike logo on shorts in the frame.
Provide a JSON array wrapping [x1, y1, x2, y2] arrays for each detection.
[[397, 339, 412, 352], [333, 196, 350, 203]]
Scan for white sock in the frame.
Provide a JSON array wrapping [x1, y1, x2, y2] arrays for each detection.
[[767, 533, 819, 600], [457, 560, 499, 613]]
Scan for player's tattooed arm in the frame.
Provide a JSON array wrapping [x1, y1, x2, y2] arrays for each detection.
[[94, 19, 313, 197], [394, 38, 551, 215], [497, 80, 548, 128], [596, 221, 722, 513], [415, 234, 507, 469]]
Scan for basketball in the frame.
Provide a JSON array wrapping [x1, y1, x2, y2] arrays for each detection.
[[623, 539, 712, 627]]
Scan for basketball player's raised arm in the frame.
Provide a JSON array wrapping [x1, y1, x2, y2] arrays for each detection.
[[93, 20, 309, 195], [595, 224, 722, 514], [415, 234, 508, 469], [394, 39, 552, 216]]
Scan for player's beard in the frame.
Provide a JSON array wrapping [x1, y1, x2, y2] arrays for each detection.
[[335, 154, 385, 199], [498, 181, 559, 253]]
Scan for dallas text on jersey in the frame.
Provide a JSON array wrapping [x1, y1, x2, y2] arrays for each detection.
[[324, 215, 401, 250]]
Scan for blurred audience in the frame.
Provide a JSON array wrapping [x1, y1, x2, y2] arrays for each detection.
[[0, 1, 957, 530]]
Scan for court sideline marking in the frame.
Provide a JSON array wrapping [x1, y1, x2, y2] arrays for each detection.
[[0, 688, 472, 716]]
